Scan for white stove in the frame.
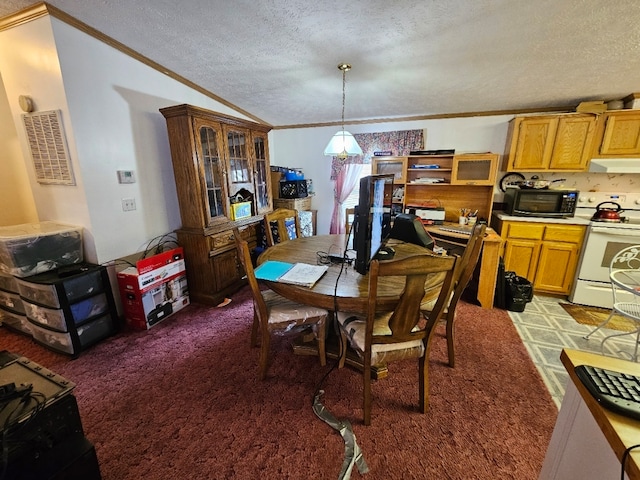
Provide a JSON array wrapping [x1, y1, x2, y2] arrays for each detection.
[[569, 192, 640, 308]]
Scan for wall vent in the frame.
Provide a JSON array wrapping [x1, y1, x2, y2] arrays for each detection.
[[22, 110, 75, 185]]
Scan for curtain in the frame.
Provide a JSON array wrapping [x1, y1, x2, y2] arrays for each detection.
[[330, 163, 362, 234], [328, 129, 423, 234]]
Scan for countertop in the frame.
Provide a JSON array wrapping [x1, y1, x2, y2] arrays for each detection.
[[492, 211, 591, 226]]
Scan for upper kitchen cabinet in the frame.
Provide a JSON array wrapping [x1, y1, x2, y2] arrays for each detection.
[[504, 114, 597, 172], [593, 110, 640, 157], [160, 104, 272, 232]]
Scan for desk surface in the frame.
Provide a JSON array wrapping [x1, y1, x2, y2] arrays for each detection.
[[257, 234, 445, 312], [561, 348, 640, 479]]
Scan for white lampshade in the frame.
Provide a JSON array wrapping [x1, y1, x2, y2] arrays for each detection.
[[323, 130, 363, 158]]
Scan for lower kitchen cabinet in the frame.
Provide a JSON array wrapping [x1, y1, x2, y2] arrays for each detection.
[[497, 220, 586, 295]]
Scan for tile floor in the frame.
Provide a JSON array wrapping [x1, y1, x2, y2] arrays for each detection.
[[508, 295, 639, 408]]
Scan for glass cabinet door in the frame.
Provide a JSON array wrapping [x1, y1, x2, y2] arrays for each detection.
[[253, 133, 271, 214], [224, 126, 253, 198], [198, 123, 226, 222]]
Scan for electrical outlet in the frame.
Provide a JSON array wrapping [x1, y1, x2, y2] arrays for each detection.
[[122, 198, 136, 212]]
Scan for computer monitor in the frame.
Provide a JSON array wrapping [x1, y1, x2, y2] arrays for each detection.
[[353, 174, 394, 275]]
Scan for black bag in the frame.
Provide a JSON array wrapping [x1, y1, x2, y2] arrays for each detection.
[[504, 272, 533, 312]]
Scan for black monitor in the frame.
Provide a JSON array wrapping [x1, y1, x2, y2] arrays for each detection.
[[388, 213, 434, 249], [353, 174, 394, 275]]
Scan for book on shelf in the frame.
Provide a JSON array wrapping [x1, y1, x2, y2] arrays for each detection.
[[254, 261, 329, 288]]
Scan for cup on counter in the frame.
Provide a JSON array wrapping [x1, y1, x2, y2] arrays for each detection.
[[467, 216, 477, 226], [459, 216, 468, 225]]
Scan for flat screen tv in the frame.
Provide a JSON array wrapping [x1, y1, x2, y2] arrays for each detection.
[[353, 174, 394, 275]]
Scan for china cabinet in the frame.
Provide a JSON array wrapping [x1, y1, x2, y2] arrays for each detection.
[[160, 104, 272, 305], [503, 113, 597, 171]]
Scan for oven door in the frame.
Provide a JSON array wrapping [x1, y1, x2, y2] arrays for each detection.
[[577, 226, 640, 283], [570, 225, 640, 307]]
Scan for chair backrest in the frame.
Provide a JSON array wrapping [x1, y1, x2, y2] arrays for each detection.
[[610, 245, 640, 301], [233, 228, 269, 323], [263, 208, 301, 247], [446, 223, 487, 309], [345, 207, 356, 235], [367, 254, 456, 346]]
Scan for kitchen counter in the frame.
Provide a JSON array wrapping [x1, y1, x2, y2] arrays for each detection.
[[492, 211, 591, 226]]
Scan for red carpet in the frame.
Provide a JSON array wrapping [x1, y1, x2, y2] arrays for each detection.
[[1, 286, 557, 479]]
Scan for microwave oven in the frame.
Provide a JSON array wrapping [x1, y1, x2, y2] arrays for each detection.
[[503, 187, 579, 218]]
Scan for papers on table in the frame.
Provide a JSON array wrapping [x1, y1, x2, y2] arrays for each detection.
[[254, 261, 329, 288]]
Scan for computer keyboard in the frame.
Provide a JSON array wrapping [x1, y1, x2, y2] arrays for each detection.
[[575, 364, 640, 421]]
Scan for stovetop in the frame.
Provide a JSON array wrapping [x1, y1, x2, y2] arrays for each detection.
[[574, 191, 640, 227]]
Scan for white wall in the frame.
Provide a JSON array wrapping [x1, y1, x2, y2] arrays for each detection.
[[0, 15, 252, 264]]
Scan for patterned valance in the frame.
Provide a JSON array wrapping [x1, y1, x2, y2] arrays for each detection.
[[330, 129, 423, 180]]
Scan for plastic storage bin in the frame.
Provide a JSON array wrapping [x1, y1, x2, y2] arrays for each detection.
[[28, 313, 115, 355], [0, 307, 32, 336], [0, 290, 25, 315], [17, 267, 103, 308], [0, 222, 83, 277], [0, 272, 18, 293]]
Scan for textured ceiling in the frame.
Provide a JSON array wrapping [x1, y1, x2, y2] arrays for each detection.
[[2, 0, 640, 127]]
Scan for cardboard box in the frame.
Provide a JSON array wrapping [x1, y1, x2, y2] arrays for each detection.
[[230, 201, 252, 220], [117, 247, 189, 330]]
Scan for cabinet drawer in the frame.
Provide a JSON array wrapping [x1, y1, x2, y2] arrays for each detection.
[[23, 293, 109, 332], [505, 223, 545, 240], [28, 313, 115, 355], [0, 290, 25, 315], [543, 225, 585, 243], [16, 269, 104, 308], [0, 307, 32, 336], [211, 225, 257, 250], [0, 272, 18, 294]]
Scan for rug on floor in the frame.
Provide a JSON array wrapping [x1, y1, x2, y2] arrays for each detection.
[[561, 303, 637, 332]]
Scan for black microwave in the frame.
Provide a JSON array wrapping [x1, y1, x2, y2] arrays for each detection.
[[503, 187, 579, 218]]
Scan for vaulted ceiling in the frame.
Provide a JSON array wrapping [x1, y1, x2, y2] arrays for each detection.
[[2, 1, 639, 127]]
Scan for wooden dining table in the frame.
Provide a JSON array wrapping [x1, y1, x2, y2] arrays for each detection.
[[257, 234, 446, 313], [257, 234, 448, 378]]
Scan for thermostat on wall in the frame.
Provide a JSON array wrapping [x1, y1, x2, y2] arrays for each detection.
[[117, 170, 136, 184]]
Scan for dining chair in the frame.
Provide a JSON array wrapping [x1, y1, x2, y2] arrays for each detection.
[[263, 208, 301, 247], [233, 228, 328, 379], [336, 253, 457, 425], [420, 223, 487, 368], [345, 207, 356, 234], [584, 244, 640, 360]]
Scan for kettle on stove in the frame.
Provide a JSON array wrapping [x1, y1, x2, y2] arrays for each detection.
[[591, 202, 624, 222]]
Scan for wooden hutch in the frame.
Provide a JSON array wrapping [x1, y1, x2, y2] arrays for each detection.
[[160, 104, 272, 306]]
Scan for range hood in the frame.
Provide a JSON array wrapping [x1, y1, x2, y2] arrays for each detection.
[[588, 159, 640, 173]]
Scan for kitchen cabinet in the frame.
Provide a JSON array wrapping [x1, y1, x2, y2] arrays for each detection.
[[504, 114, 597, 172], [160, 104, 272, 305], [372, 153, 499, 222], [495, 220, 586, 295], [594, 110, 640, 157]]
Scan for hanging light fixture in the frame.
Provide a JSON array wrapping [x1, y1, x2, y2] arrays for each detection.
[[324, 63, 363, 158]]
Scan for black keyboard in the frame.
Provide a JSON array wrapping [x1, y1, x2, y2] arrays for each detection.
[[575, 365, 640, 421]]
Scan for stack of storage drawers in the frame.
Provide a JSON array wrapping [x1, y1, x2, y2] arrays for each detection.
[[0, 272, 31, 335], [9, 264, 119, 357]]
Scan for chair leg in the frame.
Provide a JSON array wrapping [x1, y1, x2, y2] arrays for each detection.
[[258, 331, 271, 380], [584, 310, 615, 340], [363, 356, 372, 426], [418, 354, 429, 414], [251, 311, 260, 347], [338, 327, 348, 369], [317, 318, 327, 367], [445, 311, 456, 368]]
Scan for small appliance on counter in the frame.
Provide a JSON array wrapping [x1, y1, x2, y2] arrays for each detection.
[[503, 187, 579, 218]]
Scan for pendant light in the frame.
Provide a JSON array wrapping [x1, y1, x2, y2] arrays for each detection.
[[323, 63, 363, 158]]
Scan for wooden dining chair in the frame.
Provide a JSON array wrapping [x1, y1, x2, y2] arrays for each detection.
[[420, 223, 487, 367], [263, 208, 302, 247], [345, 207, 356, 234], [336, 253, 457, 425], [233, 228, 328, 379]]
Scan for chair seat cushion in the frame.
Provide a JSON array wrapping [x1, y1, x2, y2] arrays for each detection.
[[263, 290, 328, 327], [336, 311, 424, 365]]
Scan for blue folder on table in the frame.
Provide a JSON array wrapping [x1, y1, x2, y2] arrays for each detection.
[[254, 261, 295, 282]]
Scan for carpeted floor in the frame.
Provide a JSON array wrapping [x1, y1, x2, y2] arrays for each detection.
[[560, 303, 637, 332], [2, 286, 557, 479]]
